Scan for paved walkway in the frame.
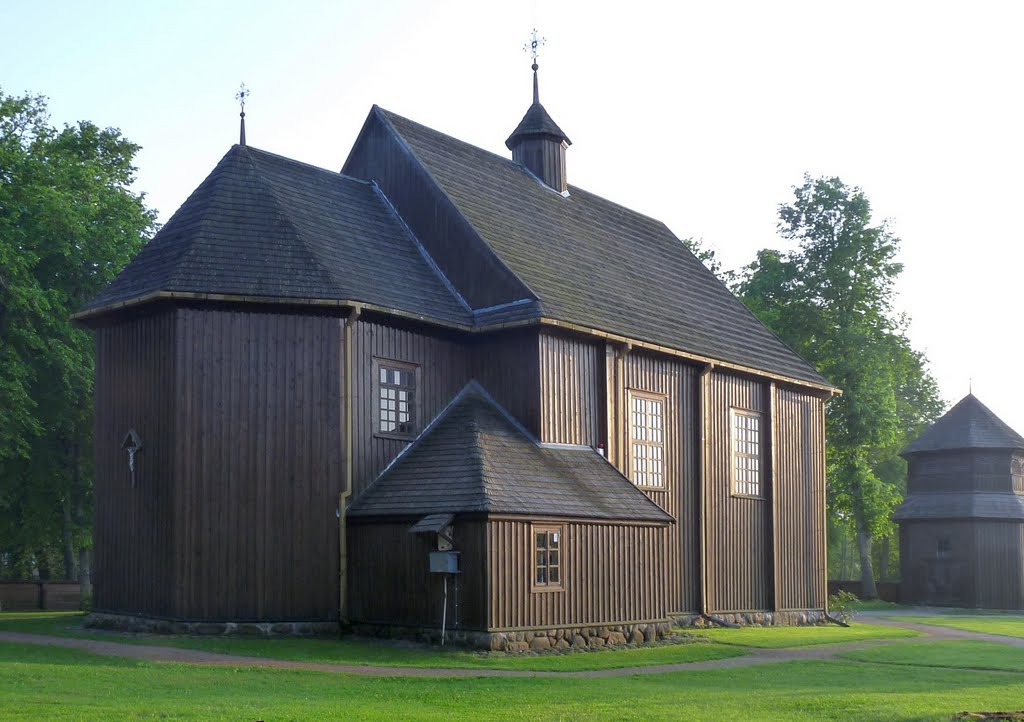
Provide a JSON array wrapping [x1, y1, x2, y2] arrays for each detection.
[[1, 612, 1021, 678]]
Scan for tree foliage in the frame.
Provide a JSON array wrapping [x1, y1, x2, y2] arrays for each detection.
[[0, 90, 156, 579], [735, 175, 943, 596]]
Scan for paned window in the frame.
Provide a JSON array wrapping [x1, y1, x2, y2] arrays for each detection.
[[732, 409, 762, 497], [375, 360, 417, 437], [533, 526, 563, 589], [629, 392, 665, 488]]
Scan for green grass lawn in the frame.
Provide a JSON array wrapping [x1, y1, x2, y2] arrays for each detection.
[[840, 640, 1024, 673], [0, 612, 743, 671], [694, 622, 920, 648], [3, 641, 1024, 721], [888, 615, 1024, 639]]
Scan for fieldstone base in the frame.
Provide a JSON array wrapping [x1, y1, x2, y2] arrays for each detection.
[[351, 621, 675, 651], [84, 612, 338, 638], [671, 610, 827, 628]]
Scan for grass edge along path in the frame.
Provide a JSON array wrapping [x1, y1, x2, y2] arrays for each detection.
[[883, 615, 1024, 640], [839, 639, 1024, 674], [4, 641, 1024, 721]]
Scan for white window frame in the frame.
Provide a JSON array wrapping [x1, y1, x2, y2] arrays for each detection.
[[373, 358, 420, 440], [731, 408, 763, 498], [627, 390, 666, 489]]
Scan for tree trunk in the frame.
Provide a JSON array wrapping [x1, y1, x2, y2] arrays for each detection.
[[854, 510, 878, 599], [61, 496, 76, 581], [879, 536, 891, 582], [839, 532, 849, 581], [78, 548, 92, 597]]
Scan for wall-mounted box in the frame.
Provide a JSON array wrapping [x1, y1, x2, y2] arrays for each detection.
[[429, 550, 460, 574]]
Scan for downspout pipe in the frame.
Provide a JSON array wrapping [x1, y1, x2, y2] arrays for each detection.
[[339, 304, 362, 632]]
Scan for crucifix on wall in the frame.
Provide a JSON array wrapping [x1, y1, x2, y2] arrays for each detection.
[[121, 429, 143, 487]]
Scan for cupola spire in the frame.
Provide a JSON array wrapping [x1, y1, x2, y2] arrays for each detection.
[[506, 29, 571, 193], [235, 82, 250, 146]]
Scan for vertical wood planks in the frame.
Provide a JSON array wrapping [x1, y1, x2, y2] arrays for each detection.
[[705, 371, 769, 613], [487, 519, 667, 629], [173, 307, 343, 620]]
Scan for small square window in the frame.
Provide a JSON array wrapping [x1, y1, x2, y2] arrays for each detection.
[[533, 525, 563, 591]]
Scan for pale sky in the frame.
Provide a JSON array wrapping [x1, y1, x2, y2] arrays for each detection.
[[5, 0, 1022, 433]]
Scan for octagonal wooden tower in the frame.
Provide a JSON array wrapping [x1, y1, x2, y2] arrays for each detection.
[[894, 394, 1024, 609]]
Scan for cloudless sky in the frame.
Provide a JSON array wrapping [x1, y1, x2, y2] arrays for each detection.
[[5, 0, 1023, 433]]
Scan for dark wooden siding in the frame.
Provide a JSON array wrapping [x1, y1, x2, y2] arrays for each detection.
[[512, 139, 567, 193], [539, 331, 602, 446], [93, 310, 177, 617], [342, 113, 528, 308], [351, 319, 470, 497], [900, 521, 978, 607], [487, 519, 666, 629], [470, 329, 541, 437], [908, 450, 1014, 494], [348, 520, 487, 630], [623, 351, 698, 614], [705, 371, 770, 613], [974, 522, 1024, 609], [774, 387, 827, 610], [174, 308, 343, 620], [901, 520, 1024, 610]]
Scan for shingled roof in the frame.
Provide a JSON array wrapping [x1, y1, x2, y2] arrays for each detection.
[[902, 394, 1024, 456], [372, 108, 829, 387], [79, 145, 471, 326], [348, 382, 673, 523], [892, 492, 1024, 521]]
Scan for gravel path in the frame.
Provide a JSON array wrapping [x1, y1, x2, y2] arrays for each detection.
[[2, 613, 1021, 678]]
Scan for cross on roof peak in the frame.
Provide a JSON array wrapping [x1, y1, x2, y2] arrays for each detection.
[[235, 83, 250, 146]]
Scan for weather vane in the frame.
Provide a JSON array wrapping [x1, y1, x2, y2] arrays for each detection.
[[235, 82, 250, 146], [524, 28, 546, 66]]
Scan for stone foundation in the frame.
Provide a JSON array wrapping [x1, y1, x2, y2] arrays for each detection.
[[84, 612, 338, 638], [671, 610, 827, 628], [352, 621, 676, 651]]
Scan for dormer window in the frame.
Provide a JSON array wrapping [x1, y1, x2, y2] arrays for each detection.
[[374, 359, 418, 439]]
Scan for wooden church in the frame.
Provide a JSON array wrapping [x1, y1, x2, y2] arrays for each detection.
[[77, 58, 835, 647], [895, 394, 1024, 610]]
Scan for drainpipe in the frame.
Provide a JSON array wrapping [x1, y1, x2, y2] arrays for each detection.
[[339, 304, 361, 629]]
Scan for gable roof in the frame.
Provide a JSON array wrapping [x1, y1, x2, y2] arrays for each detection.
[[79, 145, 471, 326], [372, 108, 829, 387], [902, 394, 1024, 456], [348, 382, 673, 523]]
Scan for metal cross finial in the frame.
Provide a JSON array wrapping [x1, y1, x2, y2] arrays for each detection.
[[235, 82, 250, 112], [524, 28, 546, 65], [235, 83, 250, 146]]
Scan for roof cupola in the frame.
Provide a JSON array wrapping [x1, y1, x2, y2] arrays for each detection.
[[505, 30, 571, 193]]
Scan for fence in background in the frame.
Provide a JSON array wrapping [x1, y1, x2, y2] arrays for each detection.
[[0, 582, 82, 611], [827, 580, 900, 602]]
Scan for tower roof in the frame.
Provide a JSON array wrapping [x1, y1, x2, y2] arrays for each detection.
[[505, 101, 571, 149], [902, 394, 1024, 456]]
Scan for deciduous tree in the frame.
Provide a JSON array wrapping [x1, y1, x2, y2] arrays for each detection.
[[736, 175, 942, 597], [0, 90, 156, 582]]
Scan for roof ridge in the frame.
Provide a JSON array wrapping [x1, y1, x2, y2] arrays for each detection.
[[372, 106, 544, 311], [166, 146, 248, 291], [243, 150, 348, 297], [243, 145, 375, 185], [369, 183, 473, 314]]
